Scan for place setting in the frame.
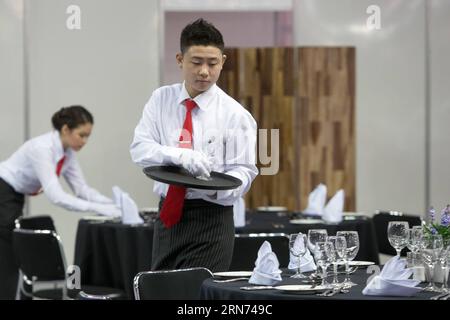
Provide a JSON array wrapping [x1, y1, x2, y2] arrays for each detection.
[[222, 231, 372, 296]]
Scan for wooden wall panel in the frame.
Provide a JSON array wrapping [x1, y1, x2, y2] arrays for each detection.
[[217, 47, 355, 212]]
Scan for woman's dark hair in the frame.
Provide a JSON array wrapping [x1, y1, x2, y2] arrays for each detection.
[[51, 105, 94, 131], [180, 18, 224, 54]]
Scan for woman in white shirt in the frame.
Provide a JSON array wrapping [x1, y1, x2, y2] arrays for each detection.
[[0, 105, 120, 299]]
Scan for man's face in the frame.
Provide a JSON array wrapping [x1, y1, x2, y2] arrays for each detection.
[[176, 45, 226, 98]]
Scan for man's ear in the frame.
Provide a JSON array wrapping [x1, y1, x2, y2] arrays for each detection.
[[221, 54, 227, 67], [176, 53, 183, 68]]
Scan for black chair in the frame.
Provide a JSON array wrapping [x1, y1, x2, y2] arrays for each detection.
[[15, 215, 56, 231], [229, 233, 289, 271], [133, 267, 213, 300], [14, 215, 57, 300], [12, 229, 125, 300], [373, 210, 422, 256]]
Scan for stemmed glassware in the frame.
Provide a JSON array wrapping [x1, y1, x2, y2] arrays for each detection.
[[313, 241, 334, 288], [420, 234, 444, 292], [308, 229, 328, 278], [307, 229, 328, 252], [327, 235, 347, 287], [439, 245, 450, 293], [387, 221, 410, 256], [289, 233, 308, 279], [407, 226, 423, 254], [336, 231, 360, 287]]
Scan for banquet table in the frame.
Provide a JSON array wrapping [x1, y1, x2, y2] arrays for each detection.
[[200, 268, 436, 300], [74, 212, 379, 299], [239, 211, 379, 263]]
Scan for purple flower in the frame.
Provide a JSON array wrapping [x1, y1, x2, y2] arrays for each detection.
[[429, 206, 435, 223], [431, 227, 438, 235], [442, 215, 450, 226], [441, 204, 450, 226]]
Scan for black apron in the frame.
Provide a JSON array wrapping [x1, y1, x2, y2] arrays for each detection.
[[152, 198, 234, 272]]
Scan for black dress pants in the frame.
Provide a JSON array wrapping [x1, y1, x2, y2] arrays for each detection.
[[0, 178, 24, 300]]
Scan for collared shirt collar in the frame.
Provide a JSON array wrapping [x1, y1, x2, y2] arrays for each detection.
[[51, 130, 68, 160], [177, 81, 217, 111]]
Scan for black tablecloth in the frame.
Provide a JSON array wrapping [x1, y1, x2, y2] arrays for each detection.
[[74, 220, 154, 299], [200, 268, 435, 300], [74, 212, 379, 299], [237, 211, 380, 264]]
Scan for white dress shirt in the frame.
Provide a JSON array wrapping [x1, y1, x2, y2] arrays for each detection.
[[0, 131, 113, 212], [130, 82, 258, 206]]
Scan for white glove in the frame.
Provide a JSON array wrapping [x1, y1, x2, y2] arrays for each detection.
[[203, 189, 216, 196], [89, 203, 121, 218], [173, 149, 212, 178]]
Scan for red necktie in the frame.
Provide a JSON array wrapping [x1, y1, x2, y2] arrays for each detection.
[[31, 155, 66, 196], [159, 99, 197, 228], [56, 155, 66, 177]]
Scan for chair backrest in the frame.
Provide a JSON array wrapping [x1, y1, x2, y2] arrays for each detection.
[[15, 215, 56, 231], [133, 267, 213, 300], [12, 229, 67, 281], [373, 211, 422, 255], [229, 233, 289, 271]]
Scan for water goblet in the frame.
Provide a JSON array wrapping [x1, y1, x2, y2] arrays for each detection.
[[327, 235, 347, 286], [407, 226, 423, 254], [308, 229, 328, 277], [307, 229, 328, 252], [420, 234, 443, 292], [387, 221, 409, 257], [289, 233, 308, 279], [439, 245, 450, 293], [313, 241, 334, 288], [336, 230, 360, 287]]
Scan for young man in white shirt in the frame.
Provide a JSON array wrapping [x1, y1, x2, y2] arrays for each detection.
[[130, 18, 258, 272], [0, 105, 120, 299]]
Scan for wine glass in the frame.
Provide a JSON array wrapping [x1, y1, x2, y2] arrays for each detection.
[[407, 226, 423, 254], [336, 230, 360, 287], [313, 241, 334, 288], [420, 234, 443, 292], [439, 244, 450, 293], [307, 229, 328, 252], [289, 233, 308, 278], [307, 229, 328, 278], [387, 221, 409, 256], [327, 235, 347, 286]]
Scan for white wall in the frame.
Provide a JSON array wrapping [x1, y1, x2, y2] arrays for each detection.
[[294, 0, 427, 216], [430, 0, 450, 212], [25, 0, 160, 264], [0, 0, 24, 158], [162, 0, 293, 11]]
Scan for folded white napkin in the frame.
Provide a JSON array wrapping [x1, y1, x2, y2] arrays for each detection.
[[112, 186, 122, 207], [288, 233, 317, 272], [249, 241, 282, 285], [112, 186, 144, 225], [322, 189, 344, 223], [303, 183, 327, 216], [233, 197, 246, 227], [362, 256, 422, 297]]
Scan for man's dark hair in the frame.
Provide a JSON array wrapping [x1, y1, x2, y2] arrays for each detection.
[[180, 18, 224, 54]]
